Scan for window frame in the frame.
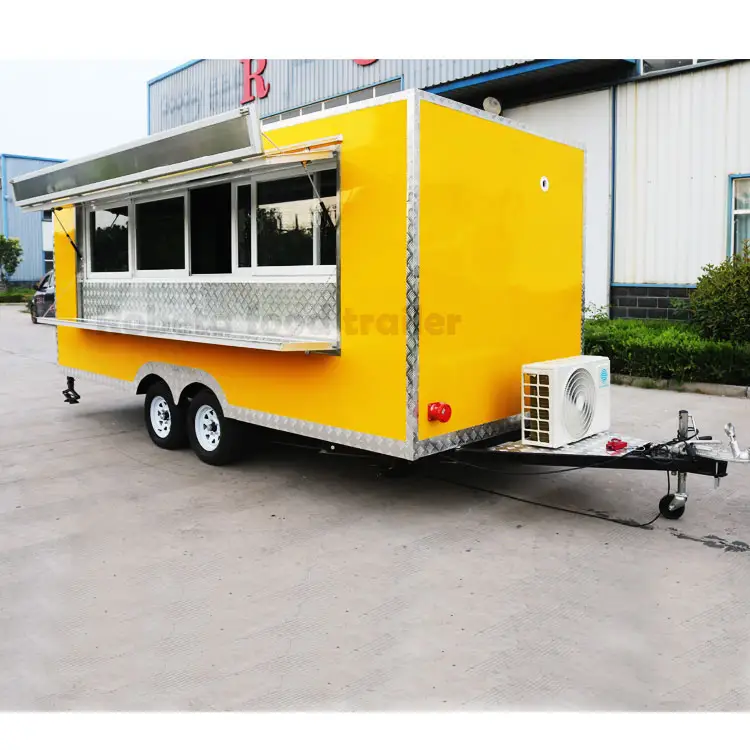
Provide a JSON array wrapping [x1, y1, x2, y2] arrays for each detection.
[[187, 182, 234, 280], [729, 175, 750, 257], [640, 59, 717, 76], [232, 162, 339, 280], [82, 161, 339, 283], [132, 190, 190, 278], [85, 199, 134, 280], [261, 77, 403, 125]]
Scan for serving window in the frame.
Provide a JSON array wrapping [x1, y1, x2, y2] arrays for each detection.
[[135, 195, 188, 274], [84, 162, 339, 281], [237, 168, 338, 273], [88, 205, 130, 276]]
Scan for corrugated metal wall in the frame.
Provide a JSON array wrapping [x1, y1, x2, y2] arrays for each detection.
[[2, 156, 57, 282], [149, 59, 530, 133], [614, 61, 750, 285], [506, 89, 613, 309]]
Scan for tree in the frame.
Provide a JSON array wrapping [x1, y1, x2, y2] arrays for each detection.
[[0, 234, 23, 287]]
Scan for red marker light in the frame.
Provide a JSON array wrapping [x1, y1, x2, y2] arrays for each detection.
[[606, 438, 628, 452], [428, 402, 452, 423]]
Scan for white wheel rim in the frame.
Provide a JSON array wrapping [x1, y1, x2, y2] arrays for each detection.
[[195, 404, 221, 451], [150, 396, 172, 438]]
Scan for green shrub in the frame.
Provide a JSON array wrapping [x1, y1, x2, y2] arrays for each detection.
[[688, 240, 750, 343], [0, 235, 23, 285], [0, 288, 35, 304], [584, 318, 750, 385]]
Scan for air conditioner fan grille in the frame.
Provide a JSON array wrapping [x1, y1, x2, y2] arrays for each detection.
[[562, 367, 596, 440]]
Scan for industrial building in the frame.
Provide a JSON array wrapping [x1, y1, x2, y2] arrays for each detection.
[[1, 153, 63, 283], [147, 58, 747, 319]]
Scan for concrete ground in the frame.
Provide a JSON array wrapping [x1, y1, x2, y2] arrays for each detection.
[[1, 302, 749, 711]]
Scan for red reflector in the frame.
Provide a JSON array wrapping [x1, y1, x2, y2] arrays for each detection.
[[606, 438, 628, 452], [427, 402, 452, 423]]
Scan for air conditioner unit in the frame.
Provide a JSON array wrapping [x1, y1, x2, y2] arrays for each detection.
[[522, 355, 611, 448]]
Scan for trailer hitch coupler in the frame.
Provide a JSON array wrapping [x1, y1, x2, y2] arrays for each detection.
[[62, 376, 81, 405]]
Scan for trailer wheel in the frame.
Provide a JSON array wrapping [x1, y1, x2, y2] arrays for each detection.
[[144, 382, 188, 450], [658, 493, 686, 520], [187, 389, 242, 466]]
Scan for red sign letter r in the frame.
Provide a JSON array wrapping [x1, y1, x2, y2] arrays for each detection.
[[240, 59, 270, 104]]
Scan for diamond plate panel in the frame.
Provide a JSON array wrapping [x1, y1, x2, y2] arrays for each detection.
[[405, 91, 421, 460], [487, 431, 646, 457], [62, 363, 410, 459], [81, 280, 338, 343], [414, 415, 521, 459]]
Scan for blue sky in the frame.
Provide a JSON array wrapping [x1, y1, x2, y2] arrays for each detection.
[[0, 60, 183, 160]]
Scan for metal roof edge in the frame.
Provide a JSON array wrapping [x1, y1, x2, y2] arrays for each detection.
[[0, 153, 65, 163], [147, 60, 205, 87]]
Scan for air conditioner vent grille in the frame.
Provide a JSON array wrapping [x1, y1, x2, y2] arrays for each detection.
[[523, 371, 551, 444], [562, 367, 596, 440]]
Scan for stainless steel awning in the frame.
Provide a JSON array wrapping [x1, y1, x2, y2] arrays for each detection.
[[10, 105, 338, 211]]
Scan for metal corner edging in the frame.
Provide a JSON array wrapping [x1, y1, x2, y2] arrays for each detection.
[[405, 89, 421, 460]]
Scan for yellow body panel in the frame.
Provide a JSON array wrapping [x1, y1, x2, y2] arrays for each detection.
[[417, 100, 585, 440], [54, 207, 78, 320], [56, 102, 409, 441]]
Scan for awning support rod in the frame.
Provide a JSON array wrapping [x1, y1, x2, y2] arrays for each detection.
[[52, 208, 80, 258]]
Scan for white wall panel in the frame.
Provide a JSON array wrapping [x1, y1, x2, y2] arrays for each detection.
[[615, 61, 750, 285], [506, 89, 613, 308]]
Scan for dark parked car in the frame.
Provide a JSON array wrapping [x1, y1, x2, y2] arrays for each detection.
[[29, 269, 55, 323]]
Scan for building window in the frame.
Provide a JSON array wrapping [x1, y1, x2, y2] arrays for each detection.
[[42, 209, 52, 222], [348, 87, 373, 104], [190, 184, 231, 274], [262, 79, 402, 124], [89, 206, 130, 273], [135, 196, 186, 271], [731, 177, 750, 255], [642, 59, 715, 74], [374, 79, 402, 97], [44, 251, 53, 273], [323, 94, 348, 112], [300, 102, 323, 116]]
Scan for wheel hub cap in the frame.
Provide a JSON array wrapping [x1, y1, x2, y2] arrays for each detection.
[[195, 405, 221, 451], [150, 396, 171, 438]]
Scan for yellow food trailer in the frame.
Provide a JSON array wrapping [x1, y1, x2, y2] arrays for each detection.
[[12, 89, 747, 520]]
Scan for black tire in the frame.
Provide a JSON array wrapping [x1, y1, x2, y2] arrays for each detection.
[[187, 388, 242, 466], [144, 381, 188, 450], [659, 493, 686, 520]]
